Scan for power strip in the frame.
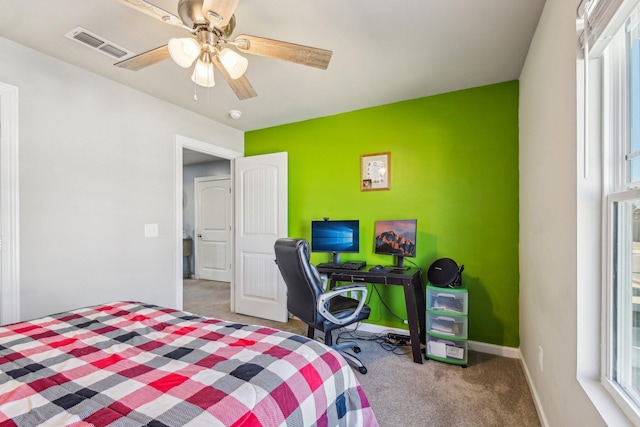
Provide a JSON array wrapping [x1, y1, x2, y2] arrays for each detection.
[[386, 333, 411, 346], [387, 333, 411, 341]]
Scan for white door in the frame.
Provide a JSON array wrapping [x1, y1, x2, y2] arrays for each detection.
[[195, 177, 231, 282], [234, 152, 288, 323]]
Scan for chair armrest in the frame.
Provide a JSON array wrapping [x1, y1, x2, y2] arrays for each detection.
[[317, 284, 368, 326]]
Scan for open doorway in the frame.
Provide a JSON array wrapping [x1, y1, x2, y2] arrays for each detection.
[[183, 160, 231, 281], [174, 135, 242, 312], [176, 140, 289, 323]]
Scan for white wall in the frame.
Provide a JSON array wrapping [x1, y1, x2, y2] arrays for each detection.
[[0, 37, 243, 321], [519, 0, 627, 425]]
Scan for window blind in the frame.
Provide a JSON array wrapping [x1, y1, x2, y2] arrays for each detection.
[[579, 0, 640, 56]]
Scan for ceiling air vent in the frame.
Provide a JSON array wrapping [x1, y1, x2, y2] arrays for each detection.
[[64, 26, 134, 60], [99, 44, 128, 59]]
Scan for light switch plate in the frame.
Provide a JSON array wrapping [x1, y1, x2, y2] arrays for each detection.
[[145, 223, 159, 238]]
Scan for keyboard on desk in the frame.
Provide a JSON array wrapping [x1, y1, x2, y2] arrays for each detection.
[[317, 262, 366, 271], [339, 262, 366, 270]]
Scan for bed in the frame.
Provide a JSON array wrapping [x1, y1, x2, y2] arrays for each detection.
[[0, 301, 378, 426]]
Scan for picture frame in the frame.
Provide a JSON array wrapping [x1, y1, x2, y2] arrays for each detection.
[[361, 152, 390, 191]]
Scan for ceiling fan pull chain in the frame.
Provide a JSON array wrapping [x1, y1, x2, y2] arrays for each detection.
[[193, 82, 198, 101]]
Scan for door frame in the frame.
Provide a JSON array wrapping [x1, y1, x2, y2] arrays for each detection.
[[174, 134, 242, 310], [0, 82, 20, 325]]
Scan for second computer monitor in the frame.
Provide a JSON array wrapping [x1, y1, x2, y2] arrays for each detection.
[[374, 219, 417, 268]]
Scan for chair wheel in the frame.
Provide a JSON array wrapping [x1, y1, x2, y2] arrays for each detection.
[[359, 366, 367, 374], [353, 346, 361, 353]]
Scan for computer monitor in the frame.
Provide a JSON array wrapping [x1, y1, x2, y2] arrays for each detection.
[[311, 219, 360, 264], [374, 219, 417, 268]]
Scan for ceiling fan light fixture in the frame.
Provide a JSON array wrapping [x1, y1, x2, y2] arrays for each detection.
[[168, 37, 201, 68], [116, 0, 332, 100], [218, 48, 248, 80], [191, 53, 215, 87]]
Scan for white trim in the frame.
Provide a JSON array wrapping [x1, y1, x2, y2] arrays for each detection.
[[468, 340, 520, 358], [349, 322, 520, 358], [520, 350, 551, 427], [595, 13, 640, 423], [174, 134, 242, 310], [578, 376, 635, 426], [347, 322, 409, 338], [0, 82, 20, 326], [175, 144, 184, 310], [179, 135, 242, 160]]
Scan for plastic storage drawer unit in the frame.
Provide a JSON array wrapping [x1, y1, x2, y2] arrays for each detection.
[[426, 284, 469, 367], [426, 335, 468, 365], [426, 287, 468, 314], [426, 312, 468, 339]]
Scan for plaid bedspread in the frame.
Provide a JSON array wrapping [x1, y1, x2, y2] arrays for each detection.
[[0, 302, 378, 427]]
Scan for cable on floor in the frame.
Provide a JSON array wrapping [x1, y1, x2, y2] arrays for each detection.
[[336, 324, 413, 356]]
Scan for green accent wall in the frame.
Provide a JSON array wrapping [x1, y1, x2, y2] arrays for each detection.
[[245, 81, 520, 347]]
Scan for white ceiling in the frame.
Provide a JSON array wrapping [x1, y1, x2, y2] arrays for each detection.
[[0, 0, 545, 132]]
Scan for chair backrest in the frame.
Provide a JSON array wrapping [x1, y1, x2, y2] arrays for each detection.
[[274, 238, 324, 326]]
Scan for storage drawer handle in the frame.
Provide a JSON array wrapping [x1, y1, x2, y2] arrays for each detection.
[[437, 293, 456, 298]]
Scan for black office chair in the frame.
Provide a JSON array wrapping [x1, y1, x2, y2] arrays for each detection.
[[274, 238, 371, 374]]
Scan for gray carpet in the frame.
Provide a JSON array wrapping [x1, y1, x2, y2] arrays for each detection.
[[183, 279, 541, 427]]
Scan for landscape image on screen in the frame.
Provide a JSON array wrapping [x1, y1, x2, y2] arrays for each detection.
[[374, 219, 417, 257]]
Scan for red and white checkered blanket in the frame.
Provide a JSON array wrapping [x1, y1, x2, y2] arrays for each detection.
[[0, 302, 378, 426]]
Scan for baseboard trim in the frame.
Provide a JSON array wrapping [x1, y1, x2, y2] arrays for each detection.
[[349, 322, 413, 337], [519, 349, 550, 427], [468, 340, 520, 358], [349, 322, 520, 359]]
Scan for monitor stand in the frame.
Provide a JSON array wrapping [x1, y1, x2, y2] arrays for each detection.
[[394, 256, 409, 271], [332, 252, 341, 265]]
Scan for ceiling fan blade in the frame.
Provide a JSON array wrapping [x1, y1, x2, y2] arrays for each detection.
[[212, 55, 257, 100], [234, 35, 332, 70], [116, 0, 183, 27], [203, 0, 239, 28], [115, 45, 170, 71]]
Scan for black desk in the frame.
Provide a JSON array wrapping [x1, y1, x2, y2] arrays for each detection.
[[316, 266, 426, 364]]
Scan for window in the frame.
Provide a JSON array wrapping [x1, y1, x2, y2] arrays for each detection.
[[608, 190, 640, 411], [629, 10, 640, 183], [603, 1, 640, 420]]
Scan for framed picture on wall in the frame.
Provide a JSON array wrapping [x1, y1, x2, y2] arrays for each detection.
[[361, 152, 390, 191]]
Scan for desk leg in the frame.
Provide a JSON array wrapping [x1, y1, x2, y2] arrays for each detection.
[[413, 277, 426, 345], [403, 281, 423, 364]]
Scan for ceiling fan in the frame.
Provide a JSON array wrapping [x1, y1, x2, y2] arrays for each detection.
[[115, 0, 333, 100]]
